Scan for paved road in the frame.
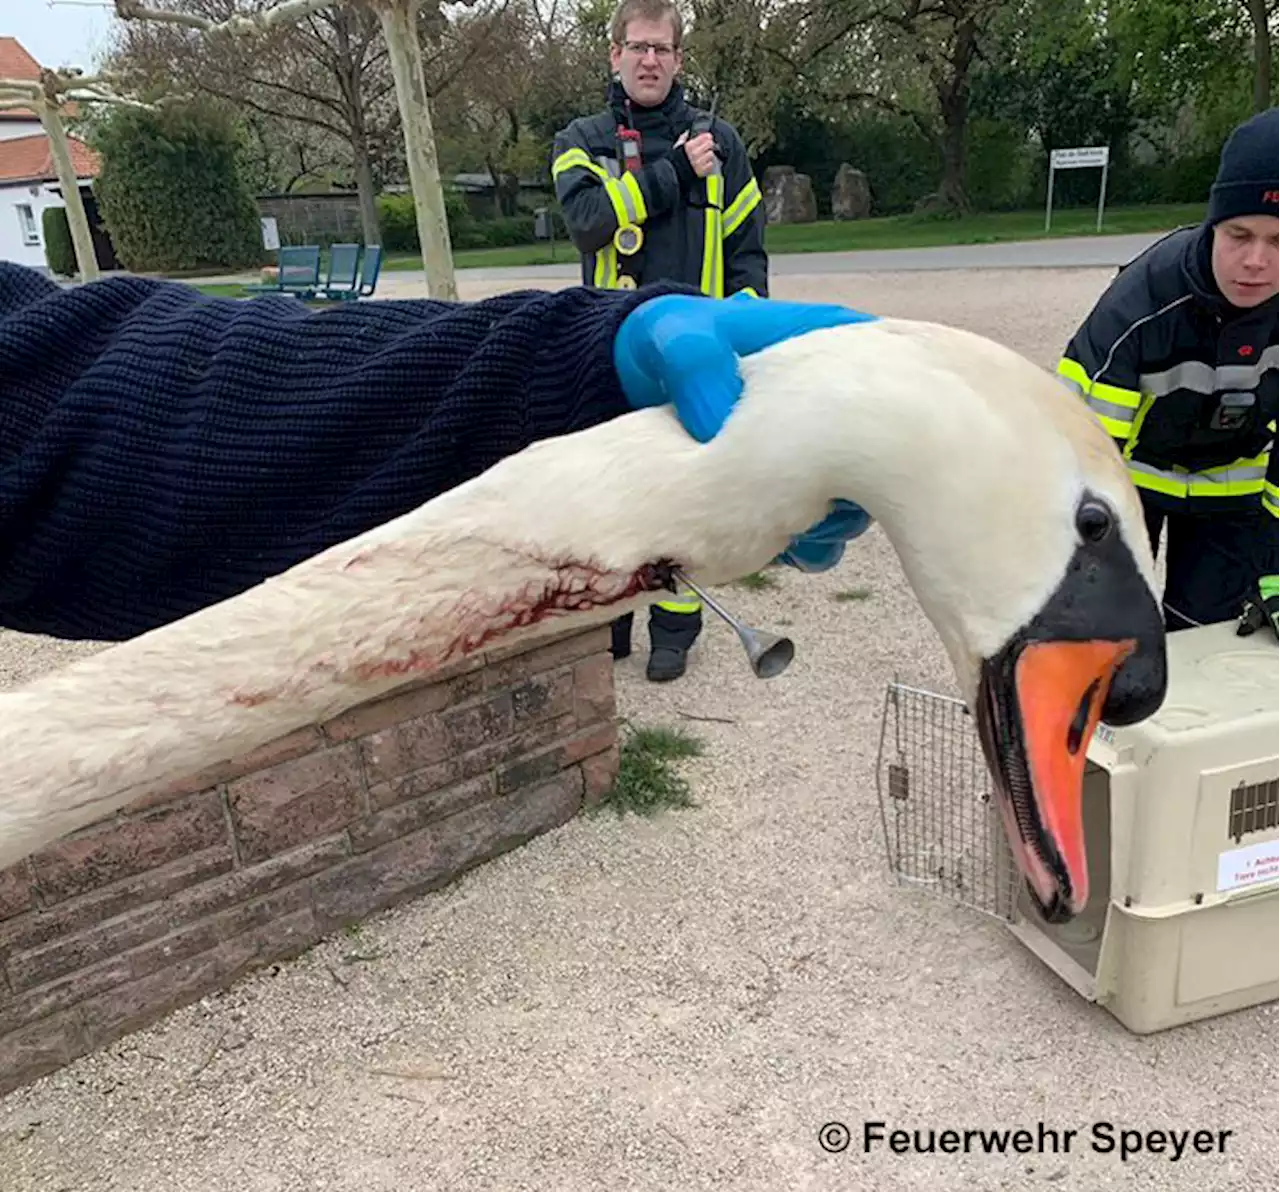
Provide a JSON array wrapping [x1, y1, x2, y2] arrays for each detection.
[[453, 231, 1170, 281]]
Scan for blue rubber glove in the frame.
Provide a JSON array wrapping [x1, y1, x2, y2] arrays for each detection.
[[614, 292, 878, 571], [775, 498, 872, 571]]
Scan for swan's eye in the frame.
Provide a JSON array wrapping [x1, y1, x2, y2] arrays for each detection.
[[1076, 500, 1114, 543]]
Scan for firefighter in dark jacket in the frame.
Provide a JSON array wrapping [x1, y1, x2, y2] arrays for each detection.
[[1057, 106, 1278, 638], [551, 0, 768, 682]]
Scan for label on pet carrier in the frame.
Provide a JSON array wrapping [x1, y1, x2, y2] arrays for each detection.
[[1216, 839, 1280, 892]]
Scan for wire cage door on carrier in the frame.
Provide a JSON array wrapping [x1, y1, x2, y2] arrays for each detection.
[[874, 681, 1019, 923]]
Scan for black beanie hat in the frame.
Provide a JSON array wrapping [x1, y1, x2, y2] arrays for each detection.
[[1206, 107, 1278, 227]]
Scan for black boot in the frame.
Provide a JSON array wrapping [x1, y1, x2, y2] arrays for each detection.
[[610, 613, 634, 660], [646, 606, 702, 682]]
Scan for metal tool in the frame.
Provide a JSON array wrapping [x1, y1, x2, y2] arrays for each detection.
[[689, 93, 723, 162], [671, 567, 795, 679]]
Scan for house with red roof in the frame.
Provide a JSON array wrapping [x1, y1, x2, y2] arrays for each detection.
[[0, 36, 110, 273]]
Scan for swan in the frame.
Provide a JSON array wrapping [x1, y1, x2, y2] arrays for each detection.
[[0, 317, 1167, 924]]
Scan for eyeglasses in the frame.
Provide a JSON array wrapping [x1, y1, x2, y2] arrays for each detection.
[[622, 39, 676, 58]]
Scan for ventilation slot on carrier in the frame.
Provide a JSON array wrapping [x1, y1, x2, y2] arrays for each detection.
[[1227, 778, 1279, 842]]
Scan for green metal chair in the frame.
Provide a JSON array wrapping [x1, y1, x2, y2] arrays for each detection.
[[312, 242, 361, 299], [241, 245, 321, 295], [310, 244, 383, 303], [352, 244, 383, 299]]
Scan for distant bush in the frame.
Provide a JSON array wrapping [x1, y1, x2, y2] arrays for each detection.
[[41, 206, 76, 276], [90, 100, 264, 273], [377, 189, 474, 252], [377, 191, 562, 253]]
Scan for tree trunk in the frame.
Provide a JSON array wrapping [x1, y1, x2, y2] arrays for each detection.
[[375, 0, 457, 299], [1245, 0, 1273, 113], [934, 19, 977, 215], [485, 153, 503, 218], [937, 107, 968, 213], [38, 101, 100, 282], [338, 16, 383, 247], [352, 127, 383, 246]]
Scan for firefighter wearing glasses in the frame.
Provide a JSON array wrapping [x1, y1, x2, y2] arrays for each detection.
[[551, 0, 768, 681]]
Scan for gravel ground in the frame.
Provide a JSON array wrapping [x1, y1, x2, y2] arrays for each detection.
[[1, 268, 1275, 1192]]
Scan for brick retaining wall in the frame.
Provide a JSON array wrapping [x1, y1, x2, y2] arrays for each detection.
[[0, 626, 620, 1096]]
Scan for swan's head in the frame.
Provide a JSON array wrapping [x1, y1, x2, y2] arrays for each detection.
[[730, 318, 1168, 923]]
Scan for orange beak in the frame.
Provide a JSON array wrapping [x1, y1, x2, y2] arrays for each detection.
[[978, 637, 1138, 923], [973, 493, 1168, 924]]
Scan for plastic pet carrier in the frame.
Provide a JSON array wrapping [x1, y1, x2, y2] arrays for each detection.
[[876, 622, 1278, 1034]]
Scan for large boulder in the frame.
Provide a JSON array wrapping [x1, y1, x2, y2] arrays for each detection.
[[763, 165, 817, 224], [831, 163, 872, 220]]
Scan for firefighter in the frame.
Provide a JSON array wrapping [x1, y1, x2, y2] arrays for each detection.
[[551, 0, 769, 682], [1056, 107, 1278, 638]]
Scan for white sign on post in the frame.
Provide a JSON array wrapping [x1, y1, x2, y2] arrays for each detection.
[[1045, 145, 1111, 233], [260, 216, 280, 251], [1050, 146, 1110, 169]]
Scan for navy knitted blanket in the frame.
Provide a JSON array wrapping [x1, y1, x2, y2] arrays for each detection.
[[0, 263, 680, 641]]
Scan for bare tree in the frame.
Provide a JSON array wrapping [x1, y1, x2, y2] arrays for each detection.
[[430, 0, 555, 209], [115, 0, 461, 298], [112, 1, 399, 245]]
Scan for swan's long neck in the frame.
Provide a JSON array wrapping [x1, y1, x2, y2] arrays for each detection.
[[0, 318, 1068, 867]]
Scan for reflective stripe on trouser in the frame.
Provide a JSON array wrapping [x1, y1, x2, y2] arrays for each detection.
[[649, 599, 702, 652], [654, 588, 702, 614]]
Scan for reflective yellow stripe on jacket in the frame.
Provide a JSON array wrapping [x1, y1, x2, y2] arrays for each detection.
[[1058, 355, 1275, 513], [551, 148, 648, 229], [699, 174, 725, 298], [707, 175, 764, 299], [723, 176, 761, 237], [1126, 452, 1271, 503], [1056, 358, 1143, 440], [1264, 481, 1279, 518], [654, 592, 702, 614]]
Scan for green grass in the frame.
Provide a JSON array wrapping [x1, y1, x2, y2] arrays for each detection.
[[732, 570, 780, 592], [192, 282, 255, 297], [591, 724, 706, 818], [832, 587, 873, 602]]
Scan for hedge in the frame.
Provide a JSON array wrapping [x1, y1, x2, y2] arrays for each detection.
[[377, 191, 563, 253], [42, 206, 76, 276], [90, 101, 264, 274]]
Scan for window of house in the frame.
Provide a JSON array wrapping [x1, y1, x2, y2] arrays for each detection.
[[16, 204, 40, 247]]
